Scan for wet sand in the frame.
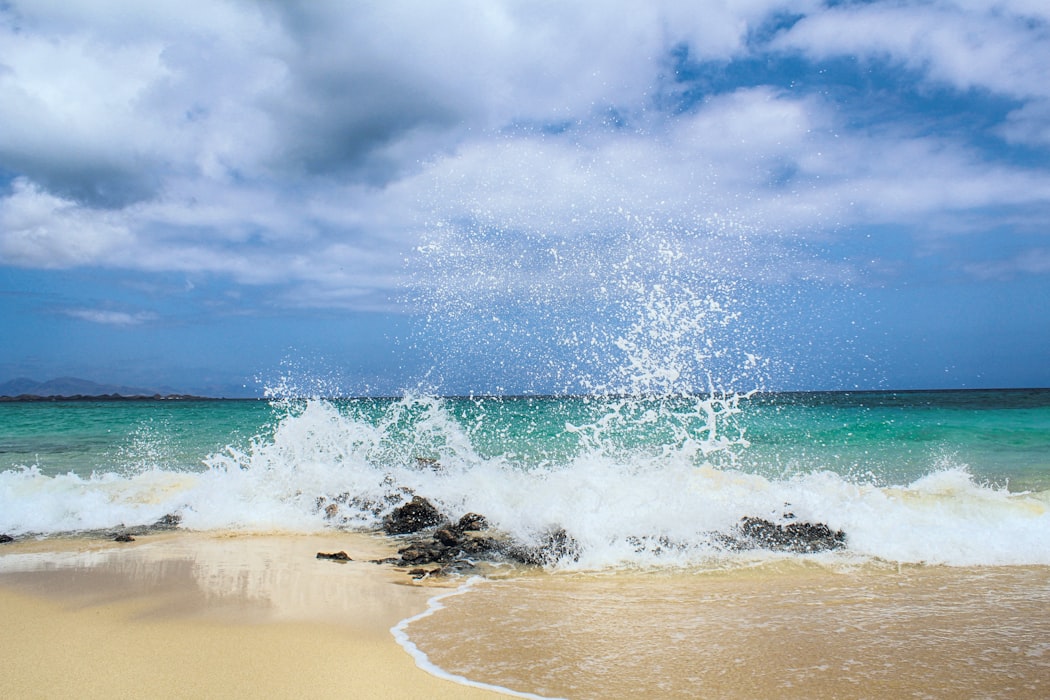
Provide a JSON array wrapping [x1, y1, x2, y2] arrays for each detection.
[[407, 561, 1050, 699], [5, 533, 1048, 699], [0, 532, 505, 699]]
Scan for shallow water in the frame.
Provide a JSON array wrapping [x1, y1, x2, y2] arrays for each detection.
[[404, 562, 1050, 699]]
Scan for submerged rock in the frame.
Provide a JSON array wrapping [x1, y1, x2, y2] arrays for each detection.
[[383, 496, 445, 535], [360, 494, 847, 581], [732, 516, 846, 553], [368, 506, 508, 573], [316, 551, 352, 561], [455, 512, 489, 532], [433, 527, 461, 547], [414, 457, 443, 471], [316, 490, 409, 526], [505, 527, 581, 566], [152, 513, 181, 530]]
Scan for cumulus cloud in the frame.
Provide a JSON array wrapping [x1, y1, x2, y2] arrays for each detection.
[[771, 1, 1050, 100], [1, 0, 1049, 314], [999, 99, 1050, 146], [0, 178, 134, 266]]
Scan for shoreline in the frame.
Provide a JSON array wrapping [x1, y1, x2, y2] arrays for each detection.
[[3, 532, 1050, 698], [0, 531, 506, 699], [405, 562, 1050, 698]]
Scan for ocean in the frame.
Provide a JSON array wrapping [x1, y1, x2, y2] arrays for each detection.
[[2, 390, 1049, 696], [2, 390, 1048, 558]]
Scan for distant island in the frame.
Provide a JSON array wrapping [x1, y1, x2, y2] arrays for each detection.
[[0, 377, 211, 401]]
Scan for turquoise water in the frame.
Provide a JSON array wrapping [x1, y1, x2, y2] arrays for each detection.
[[3, 390, 1047, 489], [737, 390, 1050, 492], [0, 399, 274, 477], [1, 390, 1048, 567]]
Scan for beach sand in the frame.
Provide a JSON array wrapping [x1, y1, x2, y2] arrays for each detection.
[[0, 532, 505, 699], [5, 532, 1049, 699], [406, 562, 1050, 699]]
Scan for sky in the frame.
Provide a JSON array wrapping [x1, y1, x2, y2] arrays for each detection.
[[1, 0, 1049, 397]]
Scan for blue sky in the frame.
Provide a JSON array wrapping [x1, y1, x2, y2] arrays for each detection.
[[1, 1, 1048, 396]]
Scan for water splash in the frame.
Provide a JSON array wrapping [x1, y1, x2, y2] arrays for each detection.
[[409, 204, 768, 397], [2, 395, 1048, 567]]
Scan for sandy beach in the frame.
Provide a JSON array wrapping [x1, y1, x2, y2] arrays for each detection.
[[0, 532, 505, 699], [405, 562, 1050, 699], [3, 531, 1050, 698]]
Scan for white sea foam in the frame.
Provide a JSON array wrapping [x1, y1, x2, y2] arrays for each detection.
[[2, 396, 1047, 568]]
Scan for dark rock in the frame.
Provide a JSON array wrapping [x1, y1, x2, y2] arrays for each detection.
[[738, 516, 780, 543], [0, 534, 13, 543], [734, 517, 845, 553], [410, 566, 452, 580], [415, 457, 443, 471], [376, 501, 584, 574], [459, 533, 501, 556], [403, 541, 455, 564], [315, 488, 412, 525], [366, 500, 848, 582], [114, 533, 136, 542], [782, 521, 846, 552], [369, 557, 403, 566], [316, 551, 352, 561], [434, 527, 462, 547], [152, 513, 181, 530], [397, 544, 431, 564], [506, 527, 580, 566], [383, 496, 445, 535], [455, 513, 489, 532], [383, 514, 510, 570], [626, 534, 688, 555]]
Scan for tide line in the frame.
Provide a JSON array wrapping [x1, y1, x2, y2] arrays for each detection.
[[391, 576, 560, 700]]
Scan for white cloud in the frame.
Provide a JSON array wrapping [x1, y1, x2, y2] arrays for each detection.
[[64, 308, 158, 326], [410, 85, 1050, 245], [0, 178, 134, 266], [1, 0, 1049, 313], [962, 248, 1050, 280], [772, 1, 1050, 100], [999, 99, 1050, 147]]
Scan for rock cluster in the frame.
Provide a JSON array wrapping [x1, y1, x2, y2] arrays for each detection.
[[377, 507, 502, 578], [355, 495, 846, 579], [366, 496, 585, 578], [105, 514, 182, 542], [382, 496, 445, 535], [2, 498, 847, 583], [729, 516, 846, 553]]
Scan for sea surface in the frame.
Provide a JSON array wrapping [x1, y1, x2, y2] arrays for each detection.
[[2, 390, 1049, 696], [2, 390, 1048, 563]]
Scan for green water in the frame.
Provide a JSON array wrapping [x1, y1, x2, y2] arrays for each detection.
[[1, 389, 1048, 491], [736, 390, 1050, 491], [0, 400, 276, 476]]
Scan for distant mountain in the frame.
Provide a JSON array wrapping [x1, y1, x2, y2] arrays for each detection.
[[0, 376, 166, 398]]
